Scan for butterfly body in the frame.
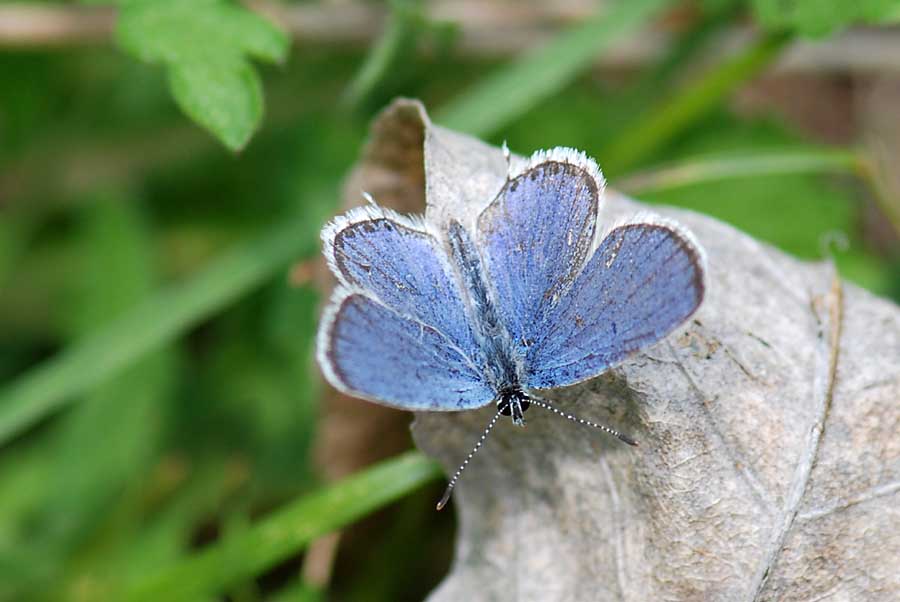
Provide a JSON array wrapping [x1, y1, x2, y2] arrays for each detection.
[[496, 387, 531, 426], [445, 219, 522, 400]]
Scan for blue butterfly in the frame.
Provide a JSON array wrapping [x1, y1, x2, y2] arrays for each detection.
[[317, 147, 705, 509]]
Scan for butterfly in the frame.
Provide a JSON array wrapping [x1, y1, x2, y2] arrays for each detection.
[[316, 147, 706, 509]]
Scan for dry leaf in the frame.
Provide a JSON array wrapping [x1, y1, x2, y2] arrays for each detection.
[[343, 99, 900, 601]]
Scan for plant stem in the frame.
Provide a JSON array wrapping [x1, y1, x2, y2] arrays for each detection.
[[341, 0, 422, 110], [617, 147, 900, 238], [855, 153, 900, 237]]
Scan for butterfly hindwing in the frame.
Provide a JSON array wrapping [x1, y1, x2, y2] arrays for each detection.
[[318, 291, 494, 410], [523, 221, 706, 389]]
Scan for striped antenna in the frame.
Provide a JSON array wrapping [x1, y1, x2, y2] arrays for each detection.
[[528, 397, 638, 446], [436, 409, 503, 511]]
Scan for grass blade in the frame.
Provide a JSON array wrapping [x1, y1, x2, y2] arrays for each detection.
[[600, 30, 792, 176], [39, 197, 176, 559], [617, 148, 862, 194], [0, 212, 322, 446], [123, 451, 441, 602], [435, 0, 671, 137], [342, 0, 424, 109]]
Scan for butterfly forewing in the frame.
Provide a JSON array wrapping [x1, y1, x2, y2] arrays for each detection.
[[476, 152, 603, 355], [326, 209, 478, 353]]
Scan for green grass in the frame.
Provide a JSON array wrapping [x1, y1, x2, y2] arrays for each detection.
[[0, 210, 323, 445], [123, 452, 440, 602]]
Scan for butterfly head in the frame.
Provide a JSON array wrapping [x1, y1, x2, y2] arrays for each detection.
[[497, 387, 531, 427]]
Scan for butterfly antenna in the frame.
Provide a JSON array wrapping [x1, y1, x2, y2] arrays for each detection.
[[436, 409, 504, 511], [528, 398, 638, 447]]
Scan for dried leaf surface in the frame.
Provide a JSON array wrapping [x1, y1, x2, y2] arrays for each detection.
[[349, 99, 900, 601]]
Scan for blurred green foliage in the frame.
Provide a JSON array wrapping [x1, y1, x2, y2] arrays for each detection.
[[752, 0, 900, 36], [1, 1, 899, 600], [113, 0, 289, 150]]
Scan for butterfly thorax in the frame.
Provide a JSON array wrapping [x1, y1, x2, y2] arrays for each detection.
[[446, 220, 522, 394]]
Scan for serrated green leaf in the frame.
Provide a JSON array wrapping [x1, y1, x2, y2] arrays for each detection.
[[115, 0, 287, 64], [753, 0, 900, 36], [115, 0, 289, 150], [168, 59, 264, 151]]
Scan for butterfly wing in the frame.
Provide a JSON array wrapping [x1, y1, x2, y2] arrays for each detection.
[[319, 290, 494, 410], [317, 206, 494, 410], [523, 221, 705, 389], [476, 148, 603, 354]]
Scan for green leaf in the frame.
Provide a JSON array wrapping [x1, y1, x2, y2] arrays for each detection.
[[122, 451, 441, 602], [115, 0, 289, 150], [167, 58, 264, 152], [752, 0, 900, 36]]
